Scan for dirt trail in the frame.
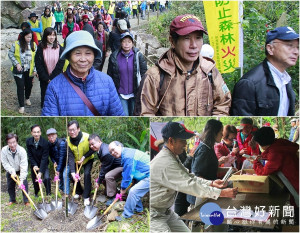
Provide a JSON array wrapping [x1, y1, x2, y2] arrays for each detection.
[[1, 168, 149, 232]]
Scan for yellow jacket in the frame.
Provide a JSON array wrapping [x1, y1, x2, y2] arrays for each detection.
[[67, 132, 94, 165], [10, 41, 36, 77]]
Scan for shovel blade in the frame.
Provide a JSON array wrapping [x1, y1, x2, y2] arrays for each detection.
[[34, 208, 48, 220], [51, 201, 63, 210], [84, 206, 98, 219], [39, 203, 52, 213], [68, 202, 78, 215], [86, 216, 102, 230]]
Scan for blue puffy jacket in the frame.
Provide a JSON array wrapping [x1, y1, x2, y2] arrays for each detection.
[[120, 148, 150, 190], [42, 66, 125, 116]]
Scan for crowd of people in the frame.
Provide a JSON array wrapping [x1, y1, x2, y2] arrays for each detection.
[[1, 120, 150, 220], [9, 1, 154, 116], [8, 2, 298, 117], [150, 120, 299, 231]]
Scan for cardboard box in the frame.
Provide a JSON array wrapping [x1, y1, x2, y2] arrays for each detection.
[[229, 169, 269, 193]]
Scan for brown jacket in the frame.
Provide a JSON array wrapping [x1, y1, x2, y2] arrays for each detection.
[[139, 49, 231, 116]]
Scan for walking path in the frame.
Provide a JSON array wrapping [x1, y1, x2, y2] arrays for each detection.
[[1, 11, 159, 116]]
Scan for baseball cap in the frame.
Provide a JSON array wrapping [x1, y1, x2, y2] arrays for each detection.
[[46, 128, 57, 135], [266, 26, 299, 44], [161, 122, 195, 140], [117, 19, 127, 31], [170, 14, 207, 36], [120, 32, 133, 41]]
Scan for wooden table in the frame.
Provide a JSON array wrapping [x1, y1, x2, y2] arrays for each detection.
[[181, 188, 289, 229]]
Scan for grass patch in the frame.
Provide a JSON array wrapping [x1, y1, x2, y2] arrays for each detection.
[[1, 219, 9, 231]]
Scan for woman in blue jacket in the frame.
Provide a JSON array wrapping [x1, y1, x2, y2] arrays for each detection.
[[107, 32, 147, 116], [42, 30, 124, 116]]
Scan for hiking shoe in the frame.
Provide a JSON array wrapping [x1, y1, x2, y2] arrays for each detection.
[[106, 197, 114, 206], [19, 107, 24, 114], [74, 194, 80, 199], [84, 198, 90, 206], [25, 99, 31, 106]]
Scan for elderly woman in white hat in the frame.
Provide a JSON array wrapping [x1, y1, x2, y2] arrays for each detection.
[[42, 30, 124, 116]]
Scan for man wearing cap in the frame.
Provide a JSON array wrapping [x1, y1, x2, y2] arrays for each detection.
[[109, 19, 128, 53], [108, 141, 150, 218], [28, 13, 43, 41], [136, 14, 231, 116], [151, 121, 238, 231], [289, 118, 298, 142], [42, 30, 124, 116], [231, 26, 299, 116], [47, 128, 66, 193]]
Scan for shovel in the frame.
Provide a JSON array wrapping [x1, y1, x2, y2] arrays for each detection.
[[68, 162, 83, 215], [33, 168, 52, 213], [51, 164, 63, 210], [11, 175, 48, 220], [84, 186, 98, 219], [86, 183, 133, 230]]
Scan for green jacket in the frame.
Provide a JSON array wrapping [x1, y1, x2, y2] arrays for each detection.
[[54, 11, 64, 22]]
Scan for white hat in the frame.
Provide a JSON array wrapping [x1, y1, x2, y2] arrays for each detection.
[[60, 31, 101, 59]]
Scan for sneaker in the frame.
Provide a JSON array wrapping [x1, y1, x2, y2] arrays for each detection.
[[25, 99, 31, 106], [74, 194, 80, 199], [84, 198, 90, 206], [7, 202, 16, 206], [19, 107, 24, 114]]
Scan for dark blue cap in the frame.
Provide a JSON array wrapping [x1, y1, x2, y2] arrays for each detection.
[[120, 32, 133, 41], [266, 26, 299, 44]]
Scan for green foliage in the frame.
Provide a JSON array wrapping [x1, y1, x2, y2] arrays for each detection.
[[152, 117, 293, 140], [1, 117, 149, 154], [147, 1, 299, 111], [124, 129, 149, 152]]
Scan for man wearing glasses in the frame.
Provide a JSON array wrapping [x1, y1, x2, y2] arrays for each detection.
[[231, 26, 299, 116], [67, 120, 94, 206]]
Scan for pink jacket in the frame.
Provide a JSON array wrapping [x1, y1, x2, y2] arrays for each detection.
[[62, 23, 80, 39]]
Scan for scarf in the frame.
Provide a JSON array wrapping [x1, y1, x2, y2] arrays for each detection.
[[70, 131, 83, 146], [67, 22, 74, 32]]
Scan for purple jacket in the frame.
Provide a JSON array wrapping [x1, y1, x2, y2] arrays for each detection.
[[117, 50, 134, 95]]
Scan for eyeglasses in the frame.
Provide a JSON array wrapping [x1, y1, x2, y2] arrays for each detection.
[[272, 41, 299, 51]]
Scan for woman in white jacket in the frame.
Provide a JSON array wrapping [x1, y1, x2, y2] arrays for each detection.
[[1, 133, 29, 206]]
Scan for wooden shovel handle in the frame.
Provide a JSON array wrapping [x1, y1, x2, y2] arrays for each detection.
[[33, 168, 44, 199], [103, 198, 118, 215], [92, 187, 98, 201], [102, 183, 133, 215], [72, 180, 78, 197], [76, 161, 83, 174], [11, 175, 36, 208]]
